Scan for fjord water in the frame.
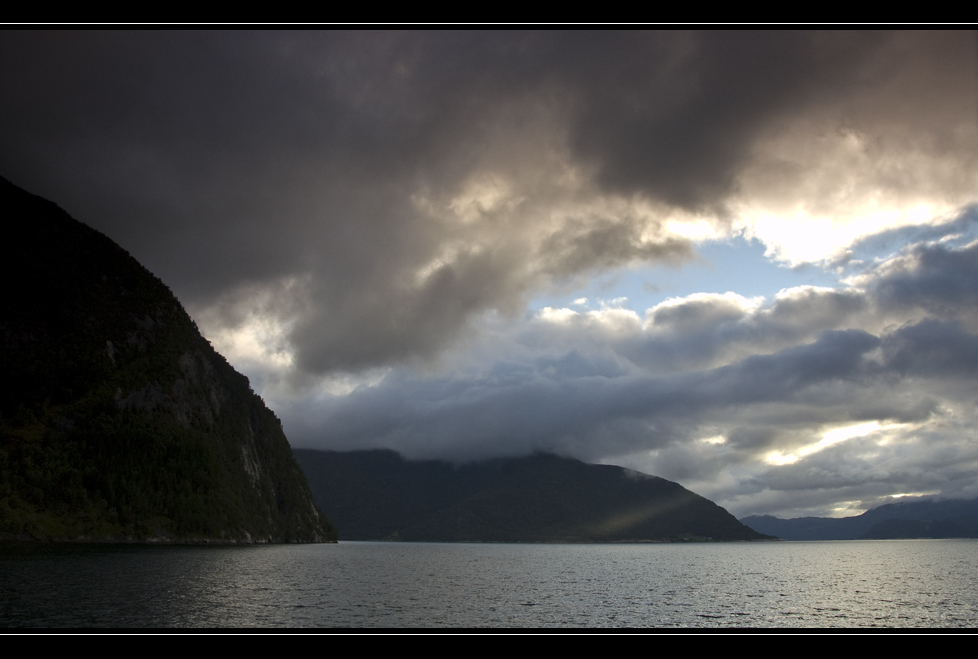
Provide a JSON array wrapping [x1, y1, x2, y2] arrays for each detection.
[[2, 540, 976, 628]]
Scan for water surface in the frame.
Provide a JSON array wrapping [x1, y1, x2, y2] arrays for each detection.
[[2, 540, 976, 628]]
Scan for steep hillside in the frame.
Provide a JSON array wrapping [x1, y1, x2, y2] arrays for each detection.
[[295, 449, 770, 542], [0, 176, 335, 542]]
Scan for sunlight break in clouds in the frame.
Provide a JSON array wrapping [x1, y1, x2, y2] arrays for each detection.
[[765, 421, 908, 466]]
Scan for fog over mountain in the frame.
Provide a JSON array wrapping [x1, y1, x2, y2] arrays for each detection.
[[3, 30, 978, 518]]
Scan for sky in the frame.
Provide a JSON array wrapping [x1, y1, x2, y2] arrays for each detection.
[[3, 30, 978, 518]]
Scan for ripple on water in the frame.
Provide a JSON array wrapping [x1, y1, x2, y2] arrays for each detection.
[[2, 539, 978, 627]]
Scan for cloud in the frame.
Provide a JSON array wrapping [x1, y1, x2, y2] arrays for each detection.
[[275, 218, 978, 517], [870, 241, 978, 323], [3, 31, 976, 376]]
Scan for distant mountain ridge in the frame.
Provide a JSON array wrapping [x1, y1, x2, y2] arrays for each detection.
[[295, 449, 771, 542], [741, 498, 978, 541], [0, 176, 335, 542]]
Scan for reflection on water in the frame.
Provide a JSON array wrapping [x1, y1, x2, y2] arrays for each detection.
[[1, 540, 976, 628]]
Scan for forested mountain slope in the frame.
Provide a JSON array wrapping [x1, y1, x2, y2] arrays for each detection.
[[0, 176, 335, 543], [296, 449, 769, 542]]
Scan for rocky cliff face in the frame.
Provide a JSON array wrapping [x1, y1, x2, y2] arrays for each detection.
[[0, 176, 336, 542]]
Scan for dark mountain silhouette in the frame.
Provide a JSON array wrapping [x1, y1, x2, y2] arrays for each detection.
[[0, 176, 335, 542], [741, 498, 978, 541], [294, 449, 771, 542]]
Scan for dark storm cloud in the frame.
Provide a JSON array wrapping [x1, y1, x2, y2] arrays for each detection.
[[629, 287, 870, 372], [288, 327, 887, 459], [515, 286, 871, 375], [563, 31, 871, 207], [539, 215, 694, 278], [870, 237, 978, 320], [4, 30, 975, 374], [882, 319, 978, 379]]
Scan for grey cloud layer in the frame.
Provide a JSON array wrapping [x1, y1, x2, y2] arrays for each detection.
[[284, 222, 978, 516], [4, 30, 976, 373]]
